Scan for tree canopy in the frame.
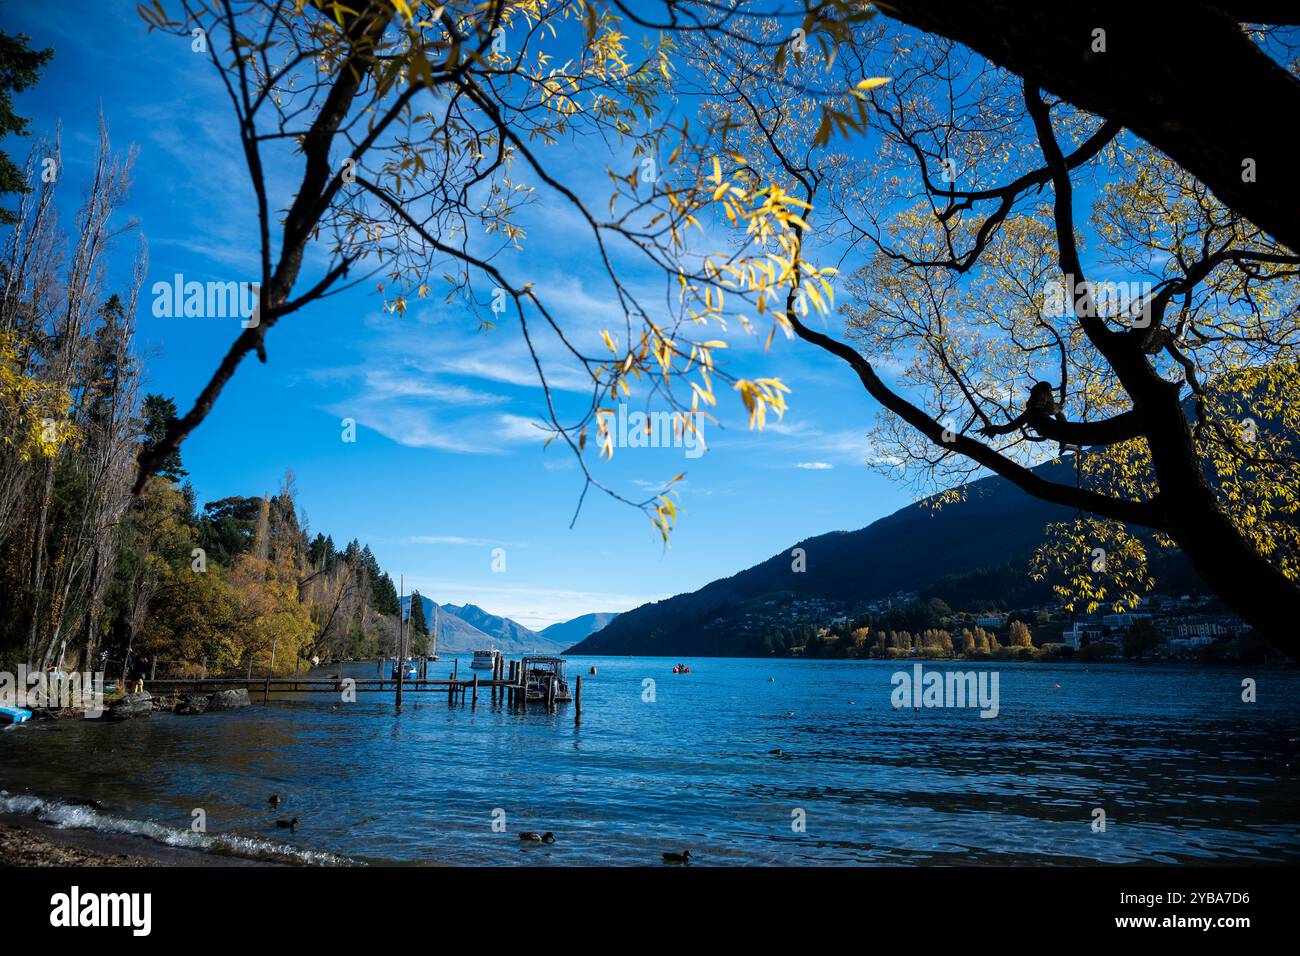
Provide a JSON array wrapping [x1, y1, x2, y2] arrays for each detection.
[[108, 1, 1300, 659]]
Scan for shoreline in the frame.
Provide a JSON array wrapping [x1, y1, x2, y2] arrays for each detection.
[[0, 812, 277, 867]]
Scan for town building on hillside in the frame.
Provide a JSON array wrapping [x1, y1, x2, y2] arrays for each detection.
[[1062, 618, 1106, 650], [1102, 611, 1153, 629], [1158, 615, 1250, 644]]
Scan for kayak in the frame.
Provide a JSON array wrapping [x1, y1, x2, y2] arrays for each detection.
[[0, 704, 32, 724]]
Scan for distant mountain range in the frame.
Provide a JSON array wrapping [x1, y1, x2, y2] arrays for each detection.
[[539, 612, 619, 647], [398, 597, 589, 655], [565, 459, 1098, 657], [442, 603, 541, 649]]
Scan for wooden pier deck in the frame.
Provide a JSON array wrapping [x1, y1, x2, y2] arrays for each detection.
[[148, 655, 584, 719]]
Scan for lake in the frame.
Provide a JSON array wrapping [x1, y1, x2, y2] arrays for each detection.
[[2, 657, 1298, 865]]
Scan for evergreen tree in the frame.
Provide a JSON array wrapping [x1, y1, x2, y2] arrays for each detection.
[[1123, 620, 1165, 660], [0, 28, 52, 226], [140, 394, 187, 482], [409, 590, 427, 639]]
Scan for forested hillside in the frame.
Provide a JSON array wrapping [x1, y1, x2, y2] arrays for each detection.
[[0, 98, 401, 675]]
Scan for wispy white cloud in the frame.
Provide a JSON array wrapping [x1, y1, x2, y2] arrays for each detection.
[[796, 461, 833, 470], [407, 535, 527, 548], [496, 413, 549, 442]]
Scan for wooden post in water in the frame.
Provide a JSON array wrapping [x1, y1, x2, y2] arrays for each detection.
[[575, 674, 582, 722], [472, 674, 478, 707], [545, 676, 556, 710], [396, 575, 405, 708]]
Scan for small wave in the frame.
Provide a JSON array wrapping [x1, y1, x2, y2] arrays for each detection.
[[0, 790, 352, 866]]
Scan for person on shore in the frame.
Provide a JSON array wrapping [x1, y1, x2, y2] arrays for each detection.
[[130, 655, 149, 695]]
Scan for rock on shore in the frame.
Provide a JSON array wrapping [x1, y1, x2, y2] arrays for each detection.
[[174, 693, 210, 715], [103, 687, 253, 718], [206, 689, 251, 711], [107, 692, 154, 721]]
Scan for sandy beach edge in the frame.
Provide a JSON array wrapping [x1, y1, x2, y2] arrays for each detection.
[[0, 812, 284, 867]]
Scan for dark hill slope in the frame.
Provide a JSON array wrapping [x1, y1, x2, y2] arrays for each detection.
[[567, 462, 1079, 656]]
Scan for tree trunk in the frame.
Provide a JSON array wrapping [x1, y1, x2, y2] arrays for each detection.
[[1136, 375, 1300, 659], [876, 0, 1300, 253]]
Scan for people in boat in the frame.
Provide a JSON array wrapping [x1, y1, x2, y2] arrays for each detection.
[[589, 666, 597, 675]]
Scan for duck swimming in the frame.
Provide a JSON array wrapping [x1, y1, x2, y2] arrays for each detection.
[[268, 795, 281, 808], [519, 831, 556, 844], [662, 849, 693, 864], [276, 817, 298, 830]]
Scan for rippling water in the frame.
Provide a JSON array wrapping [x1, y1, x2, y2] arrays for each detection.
[[2, 657, 1298, 865]]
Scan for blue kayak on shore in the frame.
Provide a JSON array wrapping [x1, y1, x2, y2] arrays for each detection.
[[0, 704, 33, 724]]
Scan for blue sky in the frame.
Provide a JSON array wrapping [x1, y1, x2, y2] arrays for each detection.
[[2, 1, 919, 628]]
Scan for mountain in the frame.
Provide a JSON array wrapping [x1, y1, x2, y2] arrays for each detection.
[[400, 596, 496, 654], [566, 461, 1085, 657], [447, 606, 548, 650], [398, 598, 568, 654], [539, 612, 620, 647]]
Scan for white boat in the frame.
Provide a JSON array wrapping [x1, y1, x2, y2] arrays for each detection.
[[470, 648, 499, 670]]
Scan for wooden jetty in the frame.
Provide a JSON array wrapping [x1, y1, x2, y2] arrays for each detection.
[[148, 652, 582, 719]]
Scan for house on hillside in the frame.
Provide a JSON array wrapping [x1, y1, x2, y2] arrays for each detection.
[[1062, 618, 1106, 650]]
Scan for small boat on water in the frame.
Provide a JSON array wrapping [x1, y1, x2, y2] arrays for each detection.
[[391, 659, 417, 680], [521, 656, 572, 702], [470, 648, 499, 670]]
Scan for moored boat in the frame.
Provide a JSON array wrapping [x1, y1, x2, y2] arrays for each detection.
[[521, 656, 572, 701], [470, 648, 499, 670]]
